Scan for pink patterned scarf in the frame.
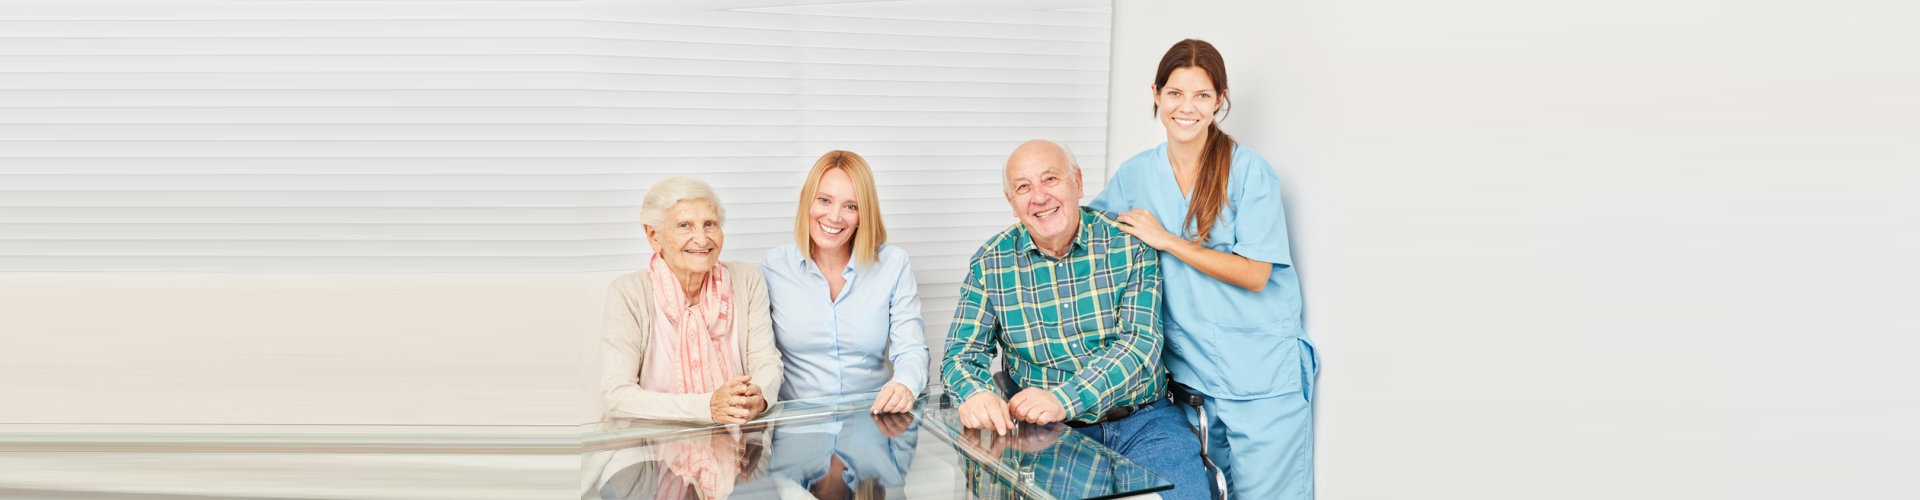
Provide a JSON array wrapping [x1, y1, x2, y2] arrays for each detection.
[[643, 252, 740, 396], [643, 253, 744, 499]]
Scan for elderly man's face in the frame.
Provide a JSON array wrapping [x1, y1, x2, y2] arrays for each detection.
[[646, 199, 724, 276], [1004, 144, 1084, 250]]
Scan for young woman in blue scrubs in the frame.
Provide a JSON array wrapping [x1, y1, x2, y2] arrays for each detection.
[[761, 150, 929, 413], [1089, 39, 1319, 500]]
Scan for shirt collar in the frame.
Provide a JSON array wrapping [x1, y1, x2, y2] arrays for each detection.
[[798, 250, 855, 279], [1014, 207, 1093, 260]]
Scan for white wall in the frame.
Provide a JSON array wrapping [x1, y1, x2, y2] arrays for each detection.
[[1110, 1, 1920, 498]]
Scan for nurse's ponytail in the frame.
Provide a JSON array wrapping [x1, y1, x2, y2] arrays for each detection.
[[1154, 39, 1236, 244]]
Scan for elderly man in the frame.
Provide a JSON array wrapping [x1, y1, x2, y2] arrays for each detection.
[[942, 140, 1207, 500]]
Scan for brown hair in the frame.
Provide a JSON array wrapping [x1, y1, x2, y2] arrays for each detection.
[[1154, 38, 1236, 244], [794, 150, 887, 268]]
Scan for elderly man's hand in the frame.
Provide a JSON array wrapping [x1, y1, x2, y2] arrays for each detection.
[[1008, 387, 1069, 424], [957, 392, 1014, 435]]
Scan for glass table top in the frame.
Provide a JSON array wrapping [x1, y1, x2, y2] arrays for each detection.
[[0, 390, 1169, 499], [582, 389, 1172, 500]]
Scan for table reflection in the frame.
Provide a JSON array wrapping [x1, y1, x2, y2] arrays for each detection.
[[593, 426, 770, 499], [582, 391, 1170, 500], [766, 411, 918, 499]]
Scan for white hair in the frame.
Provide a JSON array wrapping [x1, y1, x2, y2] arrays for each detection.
[[1003, 140, 1082, 193], [639, 176, 725, 228]]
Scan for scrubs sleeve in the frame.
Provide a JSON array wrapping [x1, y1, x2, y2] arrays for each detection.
[[1231, 151, 1294, 268], [884, 252, 930, 396], [940, 253, 1001, 403]]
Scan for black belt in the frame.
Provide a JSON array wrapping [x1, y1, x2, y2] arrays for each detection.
[[1065, 399, 1160, 428]]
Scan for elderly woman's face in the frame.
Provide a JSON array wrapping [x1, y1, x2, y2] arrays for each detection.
[[646, 199, 724, 275]]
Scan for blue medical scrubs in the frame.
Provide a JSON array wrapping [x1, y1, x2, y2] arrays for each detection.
[[1089, 142, 1319, 500]]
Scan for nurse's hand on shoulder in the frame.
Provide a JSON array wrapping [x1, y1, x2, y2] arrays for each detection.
[[958, 392, 1013, 435], [871, 381, 915, 414], [1008, 387, 1067, 424], [1115, 209, 1177, 250]]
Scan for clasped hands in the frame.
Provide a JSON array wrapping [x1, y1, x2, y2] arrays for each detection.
[[707, 375, 768, 425]]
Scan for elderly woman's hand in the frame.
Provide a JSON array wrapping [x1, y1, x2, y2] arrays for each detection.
[[709, 375, 760, 424]]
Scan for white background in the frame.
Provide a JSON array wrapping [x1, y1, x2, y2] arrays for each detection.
[[1111, 0, 1920, 498]]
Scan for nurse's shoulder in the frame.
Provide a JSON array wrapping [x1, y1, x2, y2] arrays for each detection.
[[1227, 143, 1283, 196], [1115, 142, 1168, 178]]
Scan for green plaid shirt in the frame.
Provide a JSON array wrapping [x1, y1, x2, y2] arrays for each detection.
[[942, 208, 1166, 423]]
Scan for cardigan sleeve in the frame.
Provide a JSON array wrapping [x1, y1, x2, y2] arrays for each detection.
[[600, 270, 716, 423]]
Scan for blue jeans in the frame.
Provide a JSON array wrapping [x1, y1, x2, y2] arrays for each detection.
[[1072, 399, 1209, 500]]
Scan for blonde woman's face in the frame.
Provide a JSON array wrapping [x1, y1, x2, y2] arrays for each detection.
[[646, 199, 723, 275], [807, 168, 860, 258]]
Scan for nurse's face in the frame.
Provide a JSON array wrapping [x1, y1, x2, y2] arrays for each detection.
[[1004, 143, 1084, 249], [807, 167, 860, 257], [1154, 66, 1223, 146], [645, 199, 724, 277]]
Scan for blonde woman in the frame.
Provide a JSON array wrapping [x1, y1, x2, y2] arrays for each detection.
[[761, 151, 929, 413]]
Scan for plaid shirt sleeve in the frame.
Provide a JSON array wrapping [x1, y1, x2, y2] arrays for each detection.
[[942, 252, 1000, 402], [1046, 238, 1164, 418]]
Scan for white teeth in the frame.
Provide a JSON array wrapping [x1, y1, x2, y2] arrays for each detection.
[[1035, 207, 1059, 219], [821, 223, 845, 235], [1174, 118, 1198, 126]]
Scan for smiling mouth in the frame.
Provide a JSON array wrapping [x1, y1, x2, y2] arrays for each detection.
[[1032, 207, 1060, 220], [820, 222, 846, 235], [1173, 118, 1200, 126], [685, 248, 713, 256]]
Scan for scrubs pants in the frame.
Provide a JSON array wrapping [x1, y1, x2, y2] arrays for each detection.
[[1185, 390, 1314, 500]]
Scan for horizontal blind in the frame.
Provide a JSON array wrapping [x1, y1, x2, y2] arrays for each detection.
[[0, 0, 595, 272], [0, 0, 1111, 289], [590, 0, 1112, 354]]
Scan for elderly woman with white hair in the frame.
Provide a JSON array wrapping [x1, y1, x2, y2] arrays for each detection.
[[601, 176, 783, 424]]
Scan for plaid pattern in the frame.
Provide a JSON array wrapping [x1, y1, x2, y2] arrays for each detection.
[[958, 429, 1161, 500], [942, 208, 1166, 423], [962, 438, 1112, 500]]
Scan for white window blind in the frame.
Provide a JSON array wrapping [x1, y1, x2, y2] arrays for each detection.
[[1, 0, 1111, 348], [589, 0, 1111, 342], [0, 1, 595, 272]]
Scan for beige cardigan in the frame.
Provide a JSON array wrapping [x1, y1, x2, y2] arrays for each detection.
[[599, 262, 783, 423]]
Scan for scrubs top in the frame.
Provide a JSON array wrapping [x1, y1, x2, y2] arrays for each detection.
[[1089, 142, 1314, 400], [761, 243, 930, 401]]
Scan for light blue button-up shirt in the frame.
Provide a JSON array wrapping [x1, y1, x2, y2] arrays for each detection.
[[1090, 142, 1316, 401], [762, 243, 930, 401]]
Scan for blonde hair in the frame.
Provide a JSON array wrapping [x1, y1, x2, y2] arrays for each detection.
[[794, 150, 886, 268]]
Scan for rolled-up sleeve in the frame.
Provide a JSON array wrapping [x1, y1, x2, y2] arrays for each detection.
[[941, 255, 1000, 403]]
